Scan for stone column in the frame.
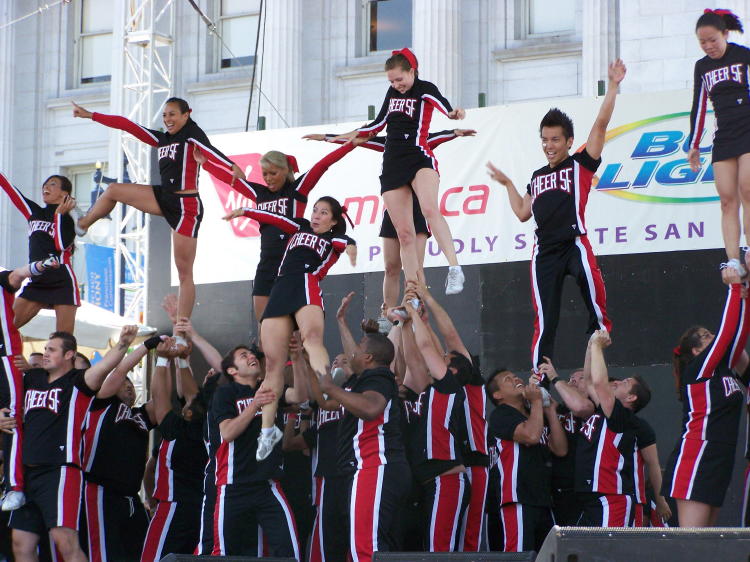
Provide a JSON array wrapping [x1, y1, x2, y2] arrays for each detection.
[[412, 0, 462, 106], [582, 0, 617, 96], [258, 1, 302, 128], [0, 2, 15, 263]]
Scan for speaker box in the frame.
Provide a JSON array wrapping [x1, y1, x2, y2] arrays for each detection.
[[160, 554, 296, 562], [536, 526, 750, 561], [373, 553, 535, 561]]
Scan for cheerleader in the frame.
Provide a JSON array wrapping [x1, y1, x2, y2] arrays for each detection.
[[303, 128, 476, 308], [72, 98, 245, 321], [223, 197, 354, 460], [688, 9, 750, 275], [336, 48, 467, 294], [194, 139, 357, 321], [0, 172, 77, 332], [663, 267, 750, 526]]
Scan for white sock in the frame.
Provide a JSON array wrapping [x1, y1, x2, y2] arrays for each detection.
[[261, 427, 274, 437], [449, 265, 462, 272]]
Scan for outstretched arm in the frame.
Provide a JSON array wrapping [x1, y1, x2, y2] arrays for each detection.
[[73, 102, 160, 147], [97, 335, 165, 399], [538, 357, 595, 418], [416, 281, 469, 360], [83, 326, 139, 392], [224, 207, 300, 234], [174, 317, 223, 374], [336, 292, 359, 362], [585, 59, 626, 160], [407, 304, 448, 384], [486, 162, 532, 222], [295, 142, 357, 197], [0, 172, 35, 219]]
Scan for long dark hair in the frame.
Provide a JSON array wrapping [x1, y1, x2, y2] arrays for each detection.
[[164, 96, 196, 125], [44, 175, 72, 194], [696, 9, 743, 33], [672, 326, 705, 400], [316, 196, 347, 236]]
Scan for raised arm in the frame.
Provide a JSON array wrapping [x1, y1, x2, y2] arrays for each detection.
[[585, 59, 626, 160], [295, 142, 357, 197], [174, 317, 223, 374], [151, 350, 173, 424], [398, 310, 431, 394], [538, 357, 595, 418], [416, 282, 469, 359], [544, 399, 569, 457], [512, 384, 545, 446], [486, 162, 532, 222], [408, 303, 450, 382], [83, 326, 139, 392], [336, 292, 359, 361], [285, 333, 309, 405], [0, 172, 35, 219], [589, 330, 614, 416], [97, 335, 165, 399], [73, 102, 161, 147]]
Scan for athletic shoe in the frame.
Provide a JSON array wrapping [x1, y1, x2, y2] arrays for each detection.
[[256, 425, 283, 461], [42, 254, 60, 269], [1, 491, 26, 512], [376, 316, 393, 334], [720, 258, 747, 279], [68, 206, 88, 237], [445, 266, 465, 295]]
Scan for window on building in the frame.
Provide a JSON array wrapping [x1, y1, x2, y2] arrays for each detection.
[[67, 163, 107, 212], [365, 0, 412, 54], [78, 0, 113, 84], [219, 0, 261, 69], [525, 0, 576, 36]]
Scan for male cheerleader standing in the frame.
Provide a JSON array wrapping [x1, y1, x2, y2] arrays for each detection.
[[487, 60, 626, 369]]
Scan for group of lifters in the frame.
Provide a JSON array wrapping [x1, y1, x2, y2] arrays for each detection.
[[2, 7, 750, 561]]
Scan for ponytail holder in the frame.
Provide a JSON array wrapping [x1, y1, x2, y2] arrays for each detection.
[[391, 47, 418, 70], [286, 155, 299, 173], [705, 8, 734, 16], [672, 346, 682, 357], [341, 205, 355, 229]]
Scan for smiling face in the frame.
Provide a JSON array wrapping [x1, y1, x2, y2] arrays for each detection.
[[490, 371, 525, 404], [310, 200, 337, 234], [230, 347, 262, 381], [697, 25, 729, 59], [261, 162, 288, 192], [386, 66, 415, 94], [541, 125, 573, 167], [42, 176, 67, 205], [162, 102, 190, 135]]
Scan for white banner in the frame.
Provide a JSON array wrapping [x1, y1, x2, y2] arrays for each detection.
[[181, 89, 720, 286]]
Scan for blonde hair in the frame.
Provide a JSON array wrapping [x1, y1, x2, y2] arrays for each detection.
[[260, 150, 295, 183]]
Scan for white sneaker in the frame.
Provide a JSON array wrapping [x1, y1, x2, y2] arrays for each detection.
[[1, 491, 26, 512], [68, 206, 88, 237], [376, 316, 394, 334], [42, 254, 60, 269], [721, 258, 747, 279], [256, 426, 283, 461], [445, 266, 465, 295]]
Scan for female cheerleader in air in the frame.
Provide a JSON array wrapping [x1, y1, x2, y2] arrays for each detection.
[[223, 196, 354, 459], [194, 139, 358, 321], [303, 128, 476, 309], [688, 9, 750, 276], [0, 172, 78, 332], [663, 267, 750, 526], [336, 48, 467, 295], [71, 98, 245, 321]]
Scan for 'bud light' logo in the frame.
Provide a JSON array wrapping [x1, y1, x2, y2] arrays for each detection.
[[206, 153, 264, 237], [594, 111, 719, 204]]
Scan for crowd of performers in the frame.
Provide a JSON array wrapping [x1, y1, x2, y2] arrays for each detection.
[[1, 8, 750, 561]]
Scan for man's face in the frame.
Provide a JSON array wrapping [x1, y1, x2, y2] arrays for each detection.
[[611, 377, 636, 405], [28, 354, 44, 369], [492, 371, 525, 403], [232, 348, 261, 379], [43, 338, 73, 371], [116, 379, 136, 408]]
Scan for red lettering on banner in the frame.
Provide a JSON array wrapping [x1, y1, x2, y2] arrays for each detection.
[[440, 185, 490, 217], [206, 153, 265, 238]]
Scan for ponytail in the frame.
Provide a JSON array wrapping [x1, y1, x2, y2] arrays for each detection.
[[672, 326, 705, 401], [697, 9, 743, 33], [316, 196, 347, 237]]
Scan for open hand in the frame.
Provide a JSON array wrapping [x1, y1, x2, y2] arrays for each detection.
[[608, 59, 626, 85]]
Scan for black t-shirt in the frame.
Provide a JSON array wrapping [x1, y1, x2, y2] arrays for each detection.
[[550, 403, 583, 491], [526, 149, 601, 245], [83, 397, 155, 496], [210, 381, 284, 485], [575, 400, 637, 495], [153, 410, 207, 502], [23, 368, 96, 467], [489, 404, 552, 507], [337, 367, 407, 474], [277, 218, 348, 280], [406, 372, 466, 482]]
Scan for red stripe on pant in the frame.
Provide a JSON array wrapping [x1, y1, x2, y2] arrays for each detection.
[[269, 480, 300, 560], [141, 501, 177, 562], [529, 244, 543, 368], [2, 357, 24, 490], [212, 486, 225, 555], [176, 196, 199, 238], [306, 274, 323, 307], [599, 494, 631, 527], [429, 473, 464, 551], [57, 466, 83, 530], [350, 466, 384, 562], [632, 503, 644, 528], [670, 439, 706, 499], [743, 462, 750, 527], [309, 477, 325, 562], [576, 235, 611, 331], [84, 483, 106, 562], [499, 503, 523, 552], [460, 466, 488, 551]]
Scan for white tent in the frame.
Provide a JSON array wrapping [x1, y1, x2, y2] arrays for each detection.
[[20, 301, 156, 349]]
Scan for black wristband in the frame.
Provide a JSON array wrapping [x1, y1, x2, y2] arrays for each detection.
[[300, 415, 311, 421], [144, 335, 164, 350], [551, 378, 562, 385]]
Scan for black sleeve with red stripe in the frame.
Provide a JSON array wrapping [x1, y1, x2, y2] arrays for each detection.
[[211, 384, 238, 426], [295, 142, 356, 197], [74, 370, 97, 397], [92, 113, 162, 147], [573, 148, 602, 173], [0, 172, 39, 219], [358, 91, 391, 136], [420, 80, 454, 117], [691, 284, 744, 380], [426, 130, 458, 150], [325, 134, 386, 152], [240, 208, 300, 235], [201, 160, 258, 202], [688, 61, 707, 151], [186, 121, 235, 169]]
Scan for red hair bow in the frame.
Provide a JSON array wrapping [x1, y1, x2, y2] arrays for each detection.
[[391, 47, 418, 70], [704, 8, 734, 16], [286, 155, 299, 173], [672, 346, 682, 357], [341, 205, 355, 229]]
